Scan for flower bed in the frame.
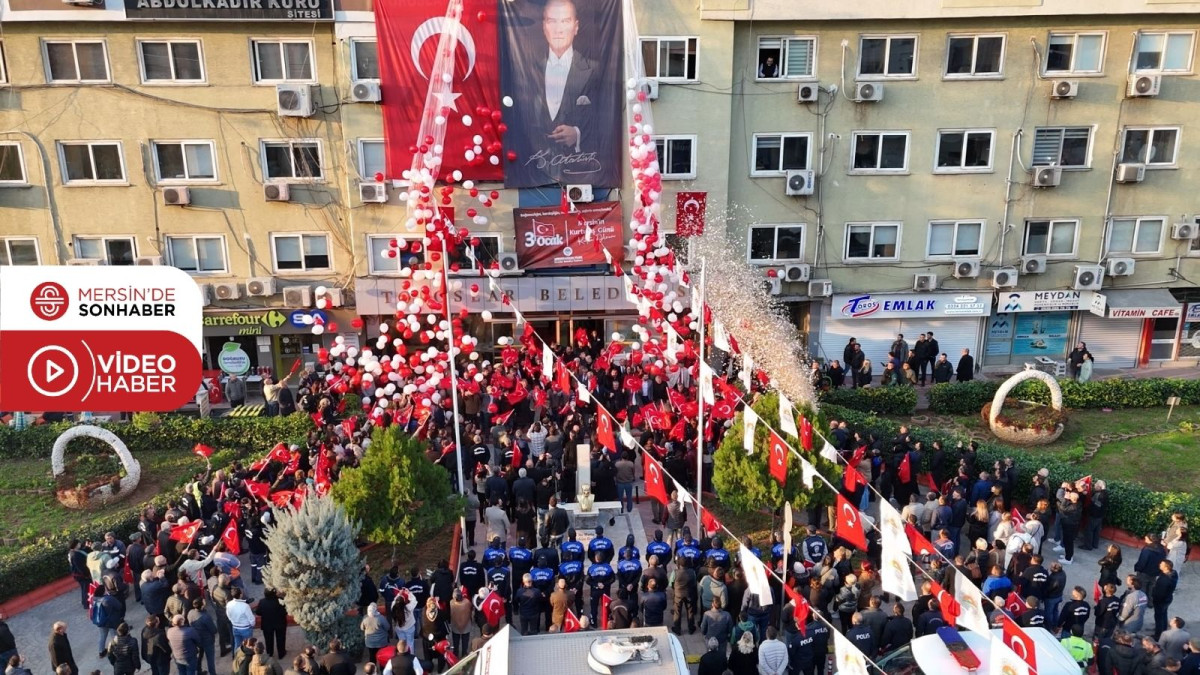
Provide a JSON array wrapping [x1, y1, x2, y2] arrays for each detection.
[[982, 400, 1066, 445]]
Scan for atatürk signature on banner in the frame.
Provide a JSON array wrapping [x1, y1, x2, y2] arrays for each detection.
[[524, 149, 602, 176]]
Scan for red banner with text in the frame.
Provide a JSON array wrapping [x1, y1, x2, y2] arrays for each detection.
[[513, 201, 624, 270]]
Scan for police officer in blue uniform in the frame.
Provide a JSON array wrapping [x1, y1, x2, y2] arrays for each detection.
[[740, 536, 763, 564], [558, 555, 585, 616], [485, 554, 512, 624], [529, 554, 556, 631], [560, 528, 585, 564], [616, 547, 643, 616], [483, 537, 507, 568], [457, 549, 487, 598], [705, 536, 731, 572], [587, 525, 615, 564], [646, 530, 672, 568], [508, 535, 533, 582], [618, 534, 640, 563], [532, 536, 559, 571], [801, 526, 829, 567], [585, 552, 616, 624], [676, 529, 702, 568]]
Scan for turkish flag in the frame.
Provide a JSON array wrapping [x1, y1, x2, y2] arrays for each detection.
[[342, 417, 357, 437], [169, 520, 201, 544], [511, 444, 522, 470], [272, 491, 295, 509], [1093, 580, 1102, 604], [783, 584, 810, 635], [597, 410, 616, 453], [493, 408, 515, 427], [557, 363, 571, 394], [643, 454, 669, 505], [221, 518, 240, 555], [701, 507, 720, 536], [1001, 613, 1038, 673], [1010, 507, 1026, 529], [710, 399, 735, 420], [1004, 591, 1026, 616], [843, 463, 867, 493], [675, 192, 706, 237], [374, 0, 502, 181], [314, 452, 332, 496], [599, 594, 611, 630], [932, 580, 961, 627], [564, 609, 581, 633], [898, 453, 912, 484], [921, 472, 939, 494], [799, 415, 813, 452], [266, 443, 291, 464], [243, 480, 269, 502], [904, 523, 936, 557], [480, 590, 505, 626], [193, 443, 214, 459], [836, 495, 867, 551], [768, 430, 788, 486]]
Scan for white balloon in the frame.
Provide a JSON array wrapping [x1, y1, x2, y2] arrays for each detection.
[[451, 170, 463, 181], [465, 150, 476, 160], [312, 324, 325, 335], [489, 155, 500, 165], [314, 285, 328, 297], [482, 310, 493, 321], [434, 115, 446, 126], [462, 180, 475, 189], [502, 95, 514, 107], [335, 336, 345, 345]]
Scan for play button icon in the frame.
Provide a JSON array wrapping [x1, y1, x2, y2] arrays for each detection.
[[28, 345, 80, 398]]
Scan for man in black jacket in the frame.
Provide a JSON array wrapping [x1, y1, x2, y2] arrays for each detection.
[[879, 603, 914, 654], [1082, 481, 1108, 551], [1152, 560, 1179, 639], [106, 623, 140, 675], [955, 348, 974, 382], [924, 332, 940, 382], [68, 540, 92, 610], [913, 334, 931, 386]]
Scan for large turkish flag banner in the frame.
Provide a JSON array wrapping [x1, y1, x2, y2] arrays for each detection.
[[768, 430, 788, 486], [375, 0, 503, 181], [836, 495, 867, 551]]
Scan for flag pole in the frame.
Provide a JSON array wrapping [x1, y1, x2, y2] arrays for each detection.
[[441, 243, 468, 498], [695, 256, 706, 534]]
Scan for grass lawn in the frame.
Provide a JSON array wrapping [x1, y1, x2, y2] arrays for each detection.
[[1083, 430, 1199, 492], [362, 527, 456, 577]]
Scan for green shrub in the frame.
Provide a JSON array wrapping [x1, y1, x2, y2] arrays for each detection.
[[820, 385, 917, 416], [928, 377, 1200, 415], [928, 381, 1001, 416]]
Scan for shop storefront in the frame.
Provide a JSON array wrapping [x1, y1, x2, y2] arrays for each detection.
[[1178, 302, 1200, 363], [1080, 289, 1183, 368], [813, 292, 990, 366], [984, 290, 1098, 367], [202, 308, 359, 377]]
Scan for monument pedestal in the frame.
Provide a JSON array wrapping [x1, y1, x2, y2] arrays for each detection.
[[563, 501, 623, 531]]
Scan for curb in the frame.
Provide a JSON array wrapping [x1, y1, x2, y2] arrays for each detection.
[[0, 575, 75, 616]]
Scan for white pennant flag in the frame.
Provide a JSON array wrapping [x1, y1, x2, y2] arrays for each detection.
[[622, 275, 637, 303], [664, 325, 680, 364], [833, 629, 871, 675], [879, 502, 912, 555], [779, 394, 798, 437], [799, 455, 818, 489], [542, 342, 554, 383], [739, 551, 773, 607], [712, 319, 730, 352], [577, 383, 591, 403], [677, 485, 693, 506], [954, 579, 991, 635], [743, 408, 758, 455], [699, 363, 715, 405], [988, 636, 1031, 675], [879, 501, 918, 601], [740, 351, 753, 390], [820, 441, 838, 464]]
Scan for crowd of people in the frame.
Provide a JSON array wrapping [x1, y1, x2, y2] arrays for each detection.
[[813, 334, 977, 391]]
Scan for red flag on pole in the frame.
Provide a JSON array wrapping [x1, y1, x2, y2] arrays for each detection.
[[557, 363, 571, 394], [597, 410, 617, 453], [244, 480, 269, 502], [921, 472, 939, 494], [314, 452, 332, 497], [511, 444, 523, 470], [768, 430, 788, 486], [1093, 580, 1102, 604], [675, 192, 707, 237], [835, 495, 867, 551], [266, 443, 291, 464], [221, 518, 240, 555], [600, 594, 611, 630], [492, 408, 515, 427], [701, 507, 721, 536], [480, 590, 505, 626], [563, 609, 581, 633], [1001, 613, 1038, 673], [1004, 591, 1026, 616], [843, 463, 868, 493], [898, 453, 912, 484], [169, 520, 202, 544], [271, 491, 295, 509], [904, 523, 936, 557], [1010, 507, 1026, 529], [932, 580, 961, 627], [783, 584, 811, 635], [193, 443, 214, 459], [799, 415, 813, 452], [643, 454, 669, 505]]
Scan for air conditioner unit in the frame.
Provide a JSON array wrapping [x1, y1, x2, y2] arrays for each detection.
[[359, 181, 388, 203], [283, 285, 312, 308], [764, 278, 782, 296], [1106, 257, 1135, 277], [162, 186, 191, 206], [783, 263, 810, 282], [1020, 255, 1047, 275], [1073, 264, 1104, 291], [276, 84, 316, 117], [566, 184, 593, 202], [1170, 221, 1199, 240], [1032, 166, 1062, 188], [952, 259, 981, 279], [496, 252, 521, 275], [213, 282, 241, 301], [913, 273, 937, 291], [1115, 163, 1145, 183], [991, 267, 1019, 289], [67, 258, 101, 266], [349, 80, 381, 103], [135, 256, 162, 266], [322, 288, 345, 307], [1128, 74, 1161, 98], [641, 78, 660, 101], [197, 284, 212, 307], [1051, 80, 1079, 99], [785, 170, 815, 196], [246, 277, 278, 297], [797, 83, 819, 103], [854, 82, 883, 102], [264, 182, 291, 202], [808, 279, 833, 297]]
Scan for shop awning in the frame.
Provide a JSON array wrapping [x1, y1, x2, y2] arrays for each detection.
[[1104, 289, 1182, 318]]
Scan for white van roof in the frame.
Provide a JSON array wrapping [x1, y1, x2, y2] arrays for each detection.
[[908, 627, 1080, 674], [470, 625, 689, 675]]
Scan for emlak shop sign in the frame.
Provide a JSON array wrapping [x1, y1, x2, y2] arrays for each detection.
[[513, 201, 624, 270], [124, 0, 332, 20], [833, 292, 991, 319], [0, 267, 203, 412]]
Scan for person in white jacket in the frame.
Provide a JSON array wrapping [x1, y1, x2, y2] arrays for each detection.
[[756, 625, 789, 675], [390, 588, 419, 652]]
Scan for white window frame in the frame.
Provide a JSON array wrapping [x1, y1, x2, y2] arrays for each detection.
[[349, 38, 379, 81], [270, 232, 333, 273], [57, 141, 127, 185], [944, 33, 1006, 79], [639, 36, 699, 82], [367, 234, 424, 275], [1022, 219, 1079, 258], [72, 235, 137, 264], [1120, 126, 1181, 168], [926, 220, 985, 259], [746, 224, 806, 264], [250, 38, 317, 85], [0, 41, 8, 84], [357, 138, 386, 180], [0, 142, 28, 185], [751, 132, 812, 177], [849, 131, 910, 174], [1043, 31, 1107, 76], [453, 234, 502, 272], [1190, 217, 1200, 257], [653, 135, 698, 180], [1031, 126, 1094, 170], [42, 39, 111, 84], [857, 34, 919, 79], [1133, 30, 1195, 75], [165, 234, 229, 274], [151, 140, 218, 184], [1106, 216, 1165, 257], [136, 39, 206, 85], [755, 36, 818, 80], [934, 129, 995, 173], [844, 222, 902, 262], [0, 238, 40, 265], [260, 139, 324, 182]]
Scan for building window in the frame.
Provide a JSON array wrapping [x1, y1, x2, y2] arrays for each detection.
[[0, 238, 39, 265], [0, 42, 8, 84], [74, 236, 135, 265], [252, 39, 315, 83], [845, 223, 900, 260], [368, 235, 424, 273], [138, 40, 204, 83], [1032, 127, 1092, 168], [756, 37, 816, 79], [152, 141, 216, 183], [654, 135, 697, 180], [452, 235, 500, 271], [1023, 219, 1078, 257], [752, 133, 810, 176], [272, 233, 331, 272], [1191, 217, 1200, 256], [1045, 32, 1105, 74], [747, 224, 805, 262], [851, 132, 909, 172], [1121, 128, 1179, 167], [261, 140, 323, 180], [166, 235, 227, 273], [0, 143, 27, 183], [350, 39, 379, 80], [43, 40, 110, 84], [945, 35, 1004, 77], [1108, 217, 1164, 255], [935, 130, 994, 172], [358, 139, 386, 180], [927, 220, 983, 258], [640, 37, 698, 81], [58, 142, 126, 184], [858, 36, 917, 77], [1134, 31, 1194, 73]]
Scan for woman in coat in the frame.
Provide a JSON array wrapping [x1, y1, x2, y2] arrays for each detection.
[[420, 597, 448, 671], [1078, 353, 1094, 382], [726, 631, 759, 675], [1098, 544, 1124, 588], [359, 603, 391, 665], [106, 623, 141, 675]]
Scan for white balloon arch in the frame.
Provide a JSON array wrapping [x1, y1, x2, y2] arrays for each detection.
[[987, 366, 1065, 445], [52, 425, 141, 508]]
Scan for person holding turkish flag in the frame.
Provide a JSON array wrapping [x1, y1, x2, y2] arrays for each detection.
[[596, 409, 617, 454], [768, 430, 788, 486], [221, 518, 240, 556], [836, 495, 867, 551], [643, 453, 669, 505], [1001, 613, 1038, 672]]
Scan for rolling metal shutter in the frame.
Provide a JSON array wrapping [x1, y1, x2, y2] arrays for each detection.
[[897, 318, 982, 362], [1078, 313, 1141, 369]]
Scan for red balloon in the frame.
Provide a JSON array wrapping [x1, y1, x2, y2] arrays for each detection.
[[497, 123, 508, 134], [373, 172, 384, 182], [506, 151, 517, 161], [489, 190, 500, 200], [351, 317, 364, 329], [476, 10, 486, 21]]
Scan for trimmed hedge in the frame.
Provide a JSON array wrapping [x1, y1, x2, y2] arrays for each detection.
[[819, 385, 917, 416], [928, 377, 1200, 416], [820, 403, 1200, 544]]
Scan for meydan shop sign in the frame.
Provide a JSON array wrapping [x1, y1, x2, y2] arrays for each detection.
[[833, 292, 991, 319]]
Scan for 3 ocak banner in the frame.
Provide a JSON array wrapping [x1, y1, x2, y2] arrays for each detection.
[[513, 201, 623, 270], [500, 0, 624, 188], [374, 0, 503, 181]]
